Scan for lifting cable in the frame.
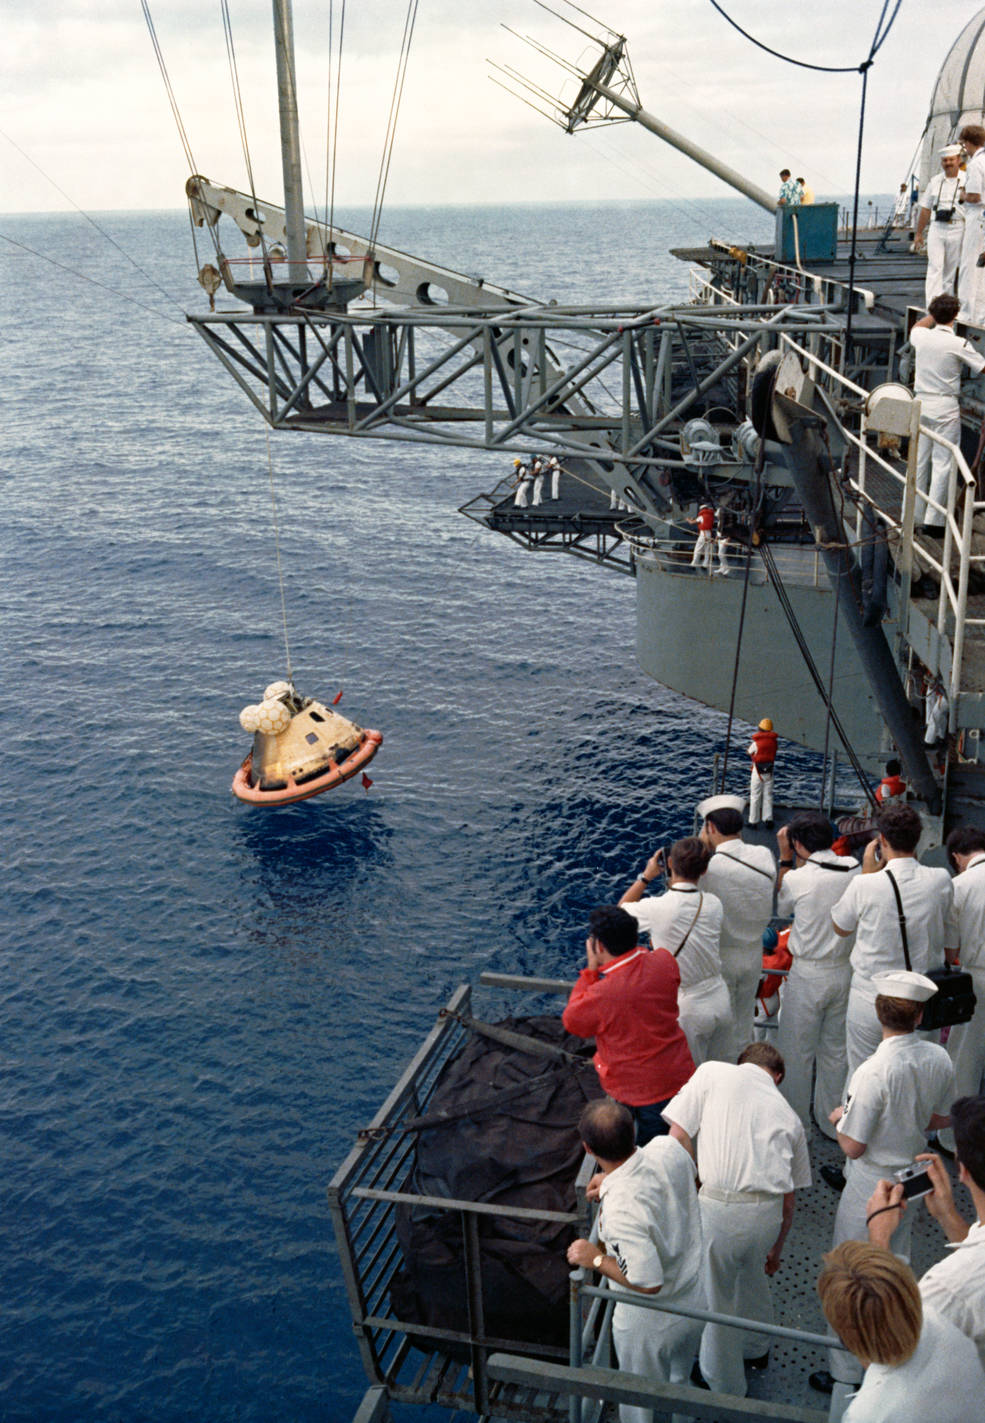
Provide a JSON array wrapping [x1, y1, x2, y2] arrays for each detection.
[[757, 537, 877, 808], [718, 503, 757, 791], [264, 432, 294, 687], [220, 0, 270, 282], [368, 0, 420, 253], [0, 229, 185, 328], [325, 0, 347, 284]]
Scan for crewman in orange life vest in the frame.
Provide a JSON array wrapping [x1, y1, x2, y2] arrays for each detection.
[[874, 758, 907, 804], [747, 717, 778, 829], [688, 504, 715, 569]]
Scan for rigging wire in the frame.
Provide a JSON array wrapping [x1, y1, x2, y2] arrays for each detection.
[[326, 0, 347, 276], [706, 0, 902, 76], [139, 0, 199, 174], [368, 0, 420, 252], [0, 128, 187, 317], [0, 230, 186, 327], [265, 431, 294, 686], [219, 0, 271, 285]]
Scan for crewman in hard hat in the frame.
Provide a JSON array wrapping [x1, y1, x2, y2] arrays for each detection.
[[747, 717, 778, 829], [914, 144, 965, 308], [688, 503, 715, 570], [512, 457, 532, 508]]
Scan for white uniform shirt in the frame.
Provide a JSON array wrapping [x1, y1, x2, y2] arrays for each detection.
[[624, 884, 724, 990], [701, 841, 776, 952], [777, 850, 860, 964], [842, 1309, 985, 1423], [920, 170, 966, 221], [952, 853, 985, 970], [663, 1060, 812, 1195], [964, 146, 985, 206], [597, 1135, 703, 1300], [919, 1219, 985, 1368], [911, 323, 985, 400], [831, 858, 954, 981], [839, 1033, 954, 1168]]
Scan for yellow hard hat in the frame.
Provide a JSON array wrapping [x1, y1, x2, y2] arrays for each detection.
[[513, 458, 522, 466], [759, 717, 773, 731]]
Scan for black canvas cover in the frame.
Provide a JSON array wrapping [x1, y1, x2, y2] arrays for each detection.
[[389, 1014, 602, 1355]]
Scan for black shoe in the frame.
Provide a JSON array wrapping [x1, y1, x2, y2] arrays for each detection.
[[809, 1370, 835, 1395], [745, 1352, 770, 1371], [763, 819, 774, 830], [747, 821, 759, 829], [690, 1361, 710, 1390], [820, 1164, 846, 1191]]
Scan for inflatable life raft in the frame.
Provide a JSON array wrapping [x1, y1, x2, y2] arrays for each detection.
[[232, 680, 382, 807]]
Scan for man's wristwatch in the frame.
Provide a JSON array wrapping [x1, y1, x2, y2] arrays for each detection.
[[592, 1253, 605, 1270]]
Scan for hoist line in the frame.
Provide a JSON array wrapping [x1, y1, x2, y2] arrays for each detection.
[[757, 539, 876, 807], [0, 127, 186, 317], [220, 0, 271, 287], [368, 0, 420, 253], [265, 431, 294, 686], [718, 510, 756, 792], [326, 0, 347, 286]]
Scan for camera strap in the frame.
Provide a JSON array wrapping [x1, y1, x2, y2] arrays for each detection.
[[674, 893, 704, 959], [885, 869, 913, 971]]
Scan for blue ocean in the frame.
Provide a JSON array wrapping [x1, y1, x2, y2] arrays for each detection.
[[2, 197, 862, 1421]]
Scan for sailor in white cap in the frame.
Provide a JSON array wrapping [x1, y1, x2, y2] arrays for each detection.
[[688, 503, 715, 570], [915, 144, 966, 307], [812, 970, 955, 1396], [698, 795, 776, 1059], [548, 455, 561, 501]]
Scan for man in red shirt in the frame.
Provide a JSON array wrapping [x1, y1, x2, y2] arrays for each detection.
[[562, 905, 694, 1145]]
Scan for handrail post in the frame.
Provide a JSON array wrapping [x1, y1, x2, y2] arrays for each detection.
[[568, 1270, 584, 1423], [461, 1210, 489, 1413], [951, 476, 976, 729]]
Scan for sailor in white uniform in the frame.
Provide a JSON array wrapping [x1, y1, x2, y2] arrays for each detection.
[[831, 801, 954, 1074], [512, 458, 530, 507], [698, 795, 776, 1060], [620, 837, 732, 1065], [938, 829, 985, 1153], [914, 144, 965, 307], [663, 1044, 811, 1398], [530, 457, 545, 506], [958, 123, 985, 323], [824, 971, 954, 1390], [548, 455, 561, 500], [775, 811, 860, 1139], [867, 1092, 985, 1371], [818, 1244, 984, 1423], [910, 293, 985, 530], [566, 1099, 705, 1423]]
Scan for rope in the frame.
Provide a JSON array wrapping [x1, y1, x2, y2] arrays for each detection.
[[758, 538, 876, 807], [326, 0, 347, 286], [718, 511, 755, 790], [139, 0, 198, 174], [368, 0, 420, 253], [220, 0, 271, 288], [264, 432, 294, 685]]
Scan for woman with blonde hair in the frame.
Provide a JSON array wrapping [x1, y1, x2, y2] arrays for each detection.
[[817, 1241, 983, 1419]]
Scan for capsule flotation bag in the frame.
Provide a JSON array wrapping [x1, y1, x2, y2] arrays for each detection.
[[389, 1014, 603, 1357]]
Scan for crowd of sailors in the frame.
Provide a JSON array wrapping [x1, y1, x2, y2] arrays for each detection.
[[559, 791, 985, 1422]]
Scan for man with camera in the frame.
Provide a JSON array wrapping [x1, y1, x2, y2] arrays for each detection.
[[811, 970, 955, 1396], [697, 794, 776, 1060], [909, 293, 985, 532], [914, 144, 965, 307], [831, 801, 955, 1074], [866, 1094, 985, 1370], [562, 905, 694, 1146]]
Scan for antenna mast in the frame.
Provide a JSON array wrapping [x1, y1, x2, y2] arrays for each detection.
[[272, 0, 307, 274]]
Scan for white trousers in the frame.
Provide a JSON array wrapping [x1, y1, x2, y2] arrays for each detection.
[[829, 1156, 913, 1384], [748, 766, 773, 823], [612, 1293, 704, 1423], [698, 1192, 782, 1398], [925, 220, 964, 307], [719, 948, 763, 1062], [514, 479, 530, 507], [531, 474, 544, 505], [845, 978, 882, 1077], [777, 960, 851, 1140], [691, 530, 712, 568], [938, 965, 985, 1153], [958, 207, 985, 323], [915, 396, 961, 527], [679, 975, 733, 1065], [550, 468, 560, 499]]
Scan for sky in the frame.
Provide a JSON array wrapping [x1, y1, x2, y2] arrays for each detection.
[[2, 0, 984, 215]]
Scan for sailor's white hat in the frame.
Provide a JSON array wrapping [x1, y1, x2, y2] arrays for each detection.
[[871, 970, 938, 1002], [697, 793, 747, 820], [941, 143, 964, 158]]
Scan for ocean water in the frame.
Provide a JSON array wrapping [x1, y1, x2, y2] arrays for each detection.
[[2, 197, 853, 1422]]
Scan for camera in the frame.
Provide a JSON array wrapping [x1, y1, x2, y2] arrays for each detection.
[[977, 252, 985, 268], [935, 207, 954, 223], [894, 1161, 934, 1199]]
